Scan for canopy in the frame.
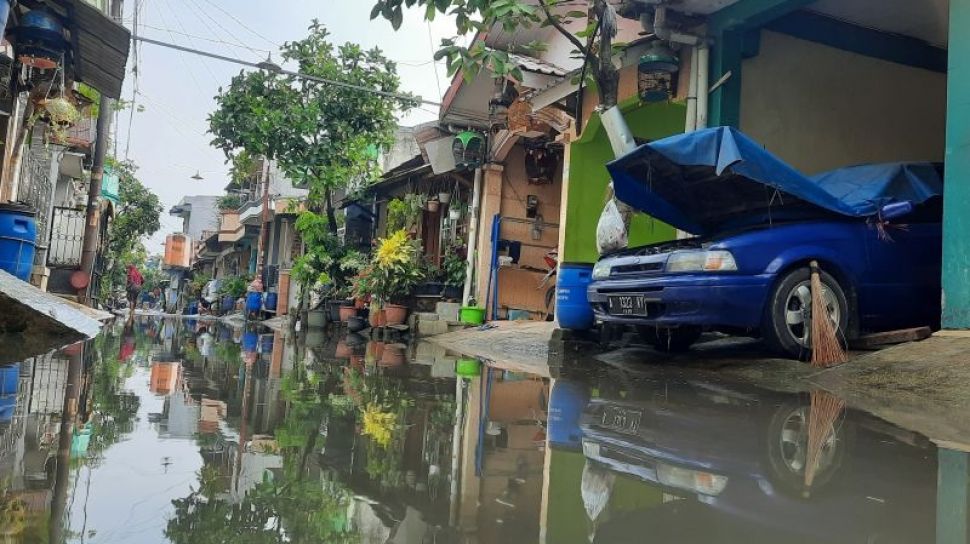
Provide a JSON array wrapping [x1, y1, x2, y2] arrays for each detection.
[[607, 127, 943, 237]]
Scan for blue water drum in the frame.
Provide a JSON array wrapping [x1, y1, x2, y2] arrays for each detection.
[[556, 264, 595, 330], [548, 380, 590, 451], [0, 363, 20, 395], [246, 292, 262, 313], [186, 302, 199, 315], [264, 292, 278, 312], [0, 395, 14, 423], [221, 295, 235, 312], [242, 331, 259, 352], [259, 333, 274, 354], [0, 203, 37, 281]]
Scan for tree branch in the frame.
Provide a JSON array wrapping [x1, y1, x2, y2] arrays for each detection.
[[538, 1, 590, 59]]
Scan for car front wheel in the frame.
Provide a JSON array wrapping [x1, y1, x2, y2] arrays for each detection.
[[764, 267, 848, 360]]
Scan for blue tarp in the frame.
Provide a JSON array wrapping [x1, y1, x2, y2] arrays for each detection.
[[607, 127, 943, 236]]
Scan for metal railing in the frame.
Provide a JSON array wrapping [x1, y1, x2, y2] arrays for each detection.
[[48, 206, 85, 268]]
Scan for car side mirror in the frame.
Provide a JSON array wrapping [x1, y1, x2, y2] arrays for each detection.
[[881, 201, 913, 220]]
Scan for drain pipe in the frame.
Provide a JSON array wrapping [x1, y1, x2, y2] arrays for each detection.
[[696, 44, 710, 128], [462, 166, 483, 306]]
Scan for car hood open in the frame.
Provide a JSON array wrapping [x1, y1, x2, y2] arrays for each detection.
[[607, 127, 943, 237]]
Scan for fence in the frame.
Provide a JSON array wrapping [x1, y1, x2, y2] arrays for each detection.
[[48, 206, 85, 267]]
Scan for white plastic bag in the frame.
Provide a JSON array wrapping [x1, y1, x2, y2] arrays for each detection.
[[596, 197, 630, 255]]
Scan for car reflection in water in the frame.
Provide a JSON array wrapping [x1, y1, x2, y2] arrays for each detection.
[[567, 369, 938, 543]]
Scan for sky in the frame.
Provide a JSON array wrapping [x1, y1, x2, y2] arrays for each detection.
[[115, 0, 456, 251]]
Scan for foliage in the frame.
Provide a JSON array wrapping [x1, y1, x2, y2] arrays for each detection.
[[361, 404, 397, 447], [217, 194, 243, 211], [371, 0, 623, 107], [371, 229, 424, 303], [187, 273, 211, 298], [385, 194, 424, 233], [209, 21, 417, 236], [218, 276, 248, 299], [228, 150, 260, 191], [442, 242, 468, 286], [100, 159, 163, 301]]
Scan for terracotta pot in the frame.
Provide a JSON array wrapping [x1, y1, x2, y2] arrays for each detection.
[[338, 305, 357, 322], [384, 304, 409, 326], [426, 199, 440, 212], [379, 344, 406, 367], [369, 308, 386, 328], [349, 355, 365, 369], [335, 340, 352, 359], [366, 341, 386, 364], [354, 297, 368, 310]]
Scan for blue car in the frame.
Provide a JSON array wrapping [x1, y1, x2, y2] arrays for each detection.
[[588, 128, 943, 358]]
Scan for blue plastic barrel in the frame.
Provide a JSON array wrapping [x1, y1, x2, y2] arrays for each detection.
[[242, 331, 259, 352], [556, 264, 595, 330], [0, 204, 37, 281], [186, 302, 199, 315], [0, 395, 15, 423], [246, 292, 262, 313], [259, 333, 274, 354], [548, 380, 590, 451], [0, 363, 19, 395], [264, 292, 278, 312], [221, 295, 235, 312]]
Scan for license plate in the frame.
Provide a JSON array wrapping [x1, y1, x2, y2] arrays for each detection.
[[601, 406, 642, 434], [608, 295, 649, 316]]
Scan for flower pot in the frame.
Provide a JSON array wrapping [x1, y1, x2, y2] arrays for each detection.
[[426, 199, 440, 213], [307, 308, 327, 328], [384, 304, 409, 326], [354, 297, 368, 310], [379, 344, 406, 367], [449, 208, 461, 221], [438, 192, 451, 205], [339, 305, 357, 322], [442, 285, 463, 301], [326, 300, 343, 322], [415, 281, 444, 296], [335, 340, 353, 359], [347, 315, 366, 333], [366, 341, 386, 364], [369, 308, 386, 328], [459, 306, 486, 326]]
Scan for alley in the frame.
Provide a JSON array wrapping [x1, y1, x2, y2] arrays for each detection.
[[0, 317, 967, 543]]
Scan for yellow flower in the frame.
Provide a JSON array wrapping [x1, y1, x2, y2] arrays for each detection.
[[362, 404, 397, 447], [375, 230, 410, 268]]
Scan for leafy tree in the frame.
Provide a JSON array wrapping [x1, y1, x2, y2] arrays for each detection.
[[100, 159, 163, 300], [208, 22, 417, 236], [371, 0, 623, 107]]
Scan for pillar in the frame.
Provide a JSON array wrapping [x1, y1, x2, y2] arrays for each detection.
[[475, 164, 504, 313], [942, 0, 970, 328]]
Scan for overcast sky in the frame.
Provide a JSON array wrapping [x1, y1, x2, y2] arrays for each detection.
[[116, 0, 455, 250]]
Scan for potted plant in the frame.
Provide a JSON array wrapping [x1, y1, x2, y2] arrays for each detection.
[[448, 199, 464, 221], [415, 262, 445, 297], [438, 188, 452, 205], [372, 229, 424, 326], [426, 197, 440, 213], [442, 243, 467, 301], [218, 276, 248, 313], [460, 297, 486, 326]]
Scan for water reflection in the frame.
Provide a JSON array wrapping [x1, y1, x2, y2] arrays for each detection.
[[0, 318, 967, 543]]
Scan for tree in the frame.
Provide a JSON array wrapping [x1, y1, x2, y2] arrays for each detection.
[[100, 159, 163, 300], [208, 21, 417, 236], [371, 0, 623, 108]]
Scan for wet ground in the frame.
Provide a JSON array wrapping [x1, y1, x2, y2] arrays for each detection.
[[0, 316, 966, 543]]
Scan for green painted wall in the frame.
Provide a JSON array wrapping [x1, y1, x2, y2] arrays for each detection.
[[564, 100, 686, 264], [943, 0, 970, 329]]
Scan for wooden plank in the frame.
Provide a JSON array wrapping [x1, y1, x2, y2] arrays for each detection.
[[850, 327, 932, 349]]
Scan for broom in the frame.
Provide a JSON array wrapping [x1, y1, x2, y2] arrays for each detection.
[[809, 261, 848, 367], [803, 390, 846, 492]]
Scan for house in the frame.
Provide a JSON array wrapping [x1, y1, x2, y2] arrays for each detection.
[[0, 0, 129, 303]]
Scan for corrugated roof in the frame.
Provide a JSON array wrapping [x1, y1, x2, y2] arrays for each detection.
[[507, 51, 568, 76]]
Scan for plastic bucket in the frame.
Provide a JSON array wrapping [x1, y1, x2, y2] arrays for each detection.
[[245, 292, 262, 313], [556, 264, 595, 330], [455, 357, 482, 378], [264, 292, 278, 312], [0, 363, 19, 395], [0, 203, 37, 281], [459, 306, 486, 326]]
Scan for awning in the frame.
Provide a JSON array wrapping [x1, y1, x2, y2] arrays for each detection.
[[607, 127, 944, 236], [15, 0, 131, 98]]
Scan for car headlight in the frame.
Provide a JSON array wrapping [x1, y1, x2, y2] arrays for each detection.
[[666, 250, 738, 272], [592, 260, 612, 280], [656, 462, 729, 496]]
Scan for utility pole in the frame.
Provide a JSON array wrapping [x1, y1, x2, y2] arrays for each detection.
[[78, 0, 122, 305], [254, 158, 271, 283]]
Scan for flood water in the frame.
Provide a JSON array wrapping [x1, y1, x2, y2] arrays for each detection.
[[0, 316, 964, 543]]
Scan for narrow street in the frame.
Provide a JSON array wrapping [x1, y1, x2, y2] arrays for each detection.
[[0, 317, 964, 543]]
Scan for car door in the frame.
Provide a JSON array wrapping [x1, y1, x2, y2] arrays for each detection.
[[862, 215, 942, 331]]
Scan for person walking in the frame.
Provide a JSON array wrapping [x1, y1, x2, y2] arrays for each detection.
[[126, 264, 144, 319]]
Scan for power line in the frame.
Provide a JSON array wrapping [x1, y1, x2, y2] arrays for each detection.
[[197, 0, 280, 49], [185, 0, 266, 58], [133, 35, 442, 107], [138, 23, 272, 54], [159, 0, 222, 85]]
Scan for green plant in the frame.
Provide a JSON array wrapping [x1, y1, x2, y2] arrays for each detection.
[[371, 229, 424, 304], [442, 243, 467, 287], [217, 194, 243, 211], [187, 273, 211, 298], [219, 276, 248, 299], [386, 195, 424, 233]]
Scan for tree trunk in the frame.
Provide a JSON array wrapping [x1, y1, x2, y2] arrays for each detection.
[[324, 188, 338, 236], [593, 0, 620, 109]]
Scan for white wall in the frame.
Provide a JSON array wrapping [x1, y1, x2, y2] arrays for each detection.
[[740, 31, 946, 174]]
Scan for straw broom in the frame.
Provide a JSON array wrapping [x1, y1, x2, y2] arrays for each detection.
[[803, 390, 846, 492], [809, 261, 848, 367]]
